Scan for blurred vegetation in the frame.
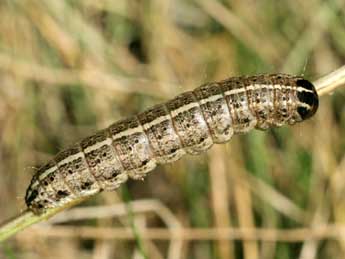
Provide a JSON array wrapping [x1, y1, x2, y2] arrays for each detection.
[[0, 0, 345, 258]]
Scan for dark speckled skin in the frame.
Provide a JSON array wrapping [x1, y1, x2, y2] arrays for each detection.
[[25, 74, 319, 214]]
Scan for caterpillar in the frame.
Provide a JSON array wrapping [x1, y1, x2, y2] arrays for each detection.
[[25, 74, 319, 214]]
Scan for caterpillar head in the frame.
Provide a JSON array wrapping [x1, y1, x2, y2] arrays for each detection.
[[295, 79, 319, 121], [25, 175, 46, 214]]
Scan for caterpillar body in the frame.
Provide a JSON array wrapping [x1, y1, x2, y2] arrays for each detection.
[[25, 74, 319, 214]]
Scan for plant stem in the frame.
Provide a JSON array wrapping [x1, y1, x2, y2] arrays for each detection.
[[0, 197, 89, 242], [314, 65, 345, 95]]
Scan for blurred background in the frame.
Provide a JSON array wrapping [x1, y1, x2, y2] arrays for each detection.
[[1, 0, 345, 258]]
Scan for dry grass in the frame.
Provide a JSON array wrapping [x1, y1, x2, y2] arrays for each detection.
[[1, 0, 345, 258]]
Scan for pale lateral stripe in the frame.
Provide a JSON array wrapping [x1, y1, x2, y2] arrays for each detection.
[[56, 153, 84, 167], [142, 115, 170, 130], [198, 94, 223, 105], [170, 102, 199, 117], [38, 165, 58, 180], [224, 85, 274, 96], [248, 84, 265, 91], [111, 126, 142, 140], [224, 88, 246, 96], [83, 138, 112, 153], [224, 84, 313, 97]]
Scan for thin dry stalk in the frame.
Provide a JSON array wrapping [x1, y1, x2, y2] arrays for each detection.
[[197, 0, 280, 62], [314, 65, 345, 95], [0, 196, 90, 242], [232, 170, 259, 259], [17, 224, 345, 242], [209, 145, 234, 259], [0, 53, 170, 98], [46, 200, 183, 259], [282, 0, 344, 73]]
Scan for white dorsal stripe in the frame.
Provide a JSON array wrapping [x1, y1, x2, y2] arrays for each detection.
[[111, 126, 143, 140], [170, 102, 199, 117], [198, 94, 223, 105], [38, 165, 58, 180], [142, 115, 170, 130], [224, 84, 314, 97], [57, 153, 83, 166], [83, 138, 112, 153]]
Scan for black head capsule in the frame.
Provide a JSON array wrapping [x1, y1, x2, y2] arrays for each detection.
[[25, 188, 38, 205], [296, 79, 319, 120]]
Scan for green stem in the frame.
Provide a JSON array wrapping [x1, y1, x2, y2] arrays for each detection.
[[0, 196, 88, 242]]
